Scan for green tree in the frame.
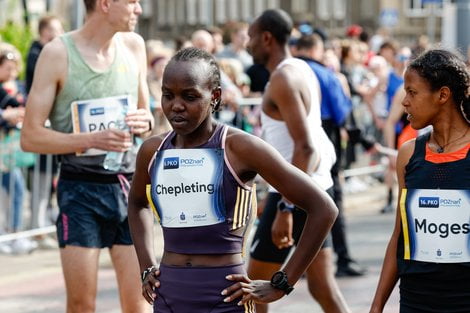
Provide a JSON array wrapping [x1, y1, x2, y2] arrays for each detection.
[[0, 20, 33, 79]]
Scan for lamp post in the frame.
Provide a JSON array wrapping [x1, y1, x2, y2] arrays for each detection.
[[423, 0, 440, 44], [456, 0, 470, 57], [71, 0, 85, 30], [21, 0, 29, 26]]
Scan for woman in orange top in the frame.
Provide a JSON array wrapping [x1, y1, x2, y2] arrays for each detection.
[[370, 49, 470, 312]]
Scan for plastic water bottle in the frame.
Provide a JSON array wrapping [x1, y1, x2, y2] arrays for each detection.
[[103, 109, 128, 172]]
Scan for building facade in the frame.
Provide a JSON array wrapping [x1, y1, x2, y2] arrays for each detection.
[[0, 0, 462, 48]]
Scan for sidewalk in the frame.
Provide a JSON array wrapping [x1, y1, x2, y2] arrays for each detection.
[[0, 182, 399, 313]]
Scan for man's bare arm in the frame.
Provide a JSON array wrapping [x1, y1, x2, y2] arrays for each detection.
[[21, 39, 131, 154], [269, 67, 316, 174], [122, 32, 153, 136]]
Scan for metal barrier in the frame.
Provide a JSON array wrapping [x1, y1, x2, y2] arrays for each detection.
[[0, 152, 57, 243], [0, 226, 56, 243], [342, 164, 387, 178], [0, 97, 395, 244]]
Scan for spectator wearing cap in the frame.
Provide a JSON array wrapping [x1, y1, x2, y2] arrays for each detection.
[[346, 24, 363, 39]]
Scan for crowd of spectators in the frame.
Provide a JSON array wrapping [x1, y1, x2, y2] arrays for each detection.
[[1, 14, 451, 258]]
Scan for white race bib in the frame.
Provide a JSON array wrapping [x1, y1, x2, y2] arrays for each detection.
[[400, 188, 470, 263], [151, 148, 225, 228], [71, 95, 131, 156]]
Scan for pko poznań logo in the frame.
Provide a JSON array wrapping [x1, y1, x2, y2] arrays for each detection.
[[163, 157, 205, 169], [419, 197, 439, 208], [90, 107, 105, 116], [163, 157, 179, 170]]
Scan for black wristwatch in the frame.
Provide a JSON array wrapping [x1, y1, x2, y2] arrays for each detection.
[[270, 270, 294, 295], [141, 265, 157, 282], [277, 199, 295, 213]]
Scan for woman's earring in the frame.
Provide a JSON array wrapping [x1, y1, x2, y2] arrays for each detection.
[[460, 100, 470, 124]]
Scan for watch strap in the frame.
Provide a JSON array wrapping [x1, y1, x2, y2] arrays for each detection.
[[277, 199, 295, 213], [270, 270, 294, 295], [141, 265, 157, 282]]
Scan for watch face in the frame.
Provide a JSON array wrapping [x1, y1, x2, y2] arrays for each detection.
[[271, 271, 285, 285]]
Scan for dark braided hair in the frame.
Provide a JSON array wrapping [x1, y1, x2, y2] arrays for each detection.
[[408, 49, 470, 124], [168, 47, 222, 111]]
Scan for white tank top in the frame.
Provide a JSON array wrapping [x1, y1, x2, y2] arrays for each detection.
[[261, 58, 336, 191]]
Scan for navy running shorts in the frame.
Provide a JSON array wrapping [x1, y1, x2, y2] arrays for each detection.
[[250, 191, 332, 263], [154, 263, 255, 313], [56, 178, 133, 248]]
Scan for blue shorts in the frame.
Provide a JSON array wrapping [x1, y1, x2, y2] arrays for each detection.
[[154, 263, 255, 313], [250, 191, 332, 263], [56, 179, 133, 248]]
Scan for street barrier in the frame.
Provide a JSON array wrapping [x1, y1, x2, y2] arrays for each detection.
[[0, 97, 394, 244], [0, 152, 57, 244]]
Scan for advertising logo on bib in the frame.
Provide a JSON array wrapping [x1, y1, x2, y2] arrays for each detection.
[[180, 157, 205, 167], [90, 107, 105, 116], [419, 197, 439, 208], [439, 198, 462, 208], [163, 157, 179, 170], [418, 196, 462, 208], [163, 156, 205, 169]]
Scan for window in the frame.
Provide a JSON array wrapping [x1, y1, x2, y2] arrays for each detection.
[[404, 0, 450, 17], [316, 0, 346, 20]]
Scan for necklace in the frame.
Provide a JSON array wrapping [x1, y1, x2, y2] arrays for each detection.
[[432, 127, 470, 153]]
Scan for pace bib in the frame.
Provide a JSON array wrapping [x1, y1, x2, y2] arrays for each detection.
[[400, 188, 470, 263], [149, 148, 225, 228], [71, 95, 131, 156]]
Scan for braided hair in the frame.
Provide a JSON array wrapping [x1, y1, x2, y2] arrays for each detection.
[[169, 47, 222, 112], [408, 49, 470, 124]]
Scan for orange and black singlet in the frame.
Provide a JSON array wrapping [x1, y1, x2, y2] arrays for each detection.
[[397, 133, 470, 312]]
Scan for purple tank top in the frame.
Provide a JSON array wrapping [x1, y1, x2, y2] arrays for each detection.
[[147, 124, 255, 254]]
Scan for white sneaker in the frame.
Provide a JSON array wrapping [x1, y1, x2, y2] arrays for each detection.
[[344, 177, 368, 194], [10, 238, 38, 255], [0, 242, 12, 254], [36, 236, 58, 250]]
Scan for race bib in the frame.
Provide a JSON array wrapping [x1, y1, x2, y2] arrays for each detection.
[[71, 95, 131, 156], [151, 148, 225, 228], [400, 188, 470, 263]]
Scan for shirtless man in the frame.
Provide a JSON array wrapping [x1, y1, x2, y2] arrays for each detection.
[[246, 9, 351, 313], [21, 1, 152, 312]]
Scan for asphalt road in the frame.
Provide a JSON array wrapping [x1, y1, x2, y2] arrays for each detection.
[[0, 183, 400, 313]]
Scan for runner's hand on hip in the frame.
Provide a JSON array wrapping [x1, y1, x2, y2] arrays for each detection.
[[142, 268, 160, 305], [222, 275, 285, 305]]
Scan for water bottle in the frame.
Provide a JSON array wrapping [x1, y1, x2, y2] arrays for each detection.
[[103, 108, 128, 171]]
